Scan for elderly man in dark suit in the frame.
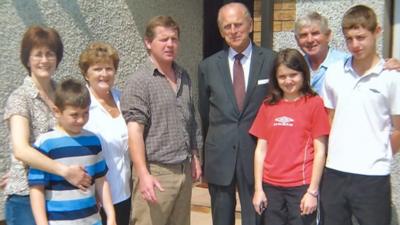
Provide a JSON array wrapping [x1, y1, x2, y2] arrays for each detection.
[[198, 2, 276, 225]]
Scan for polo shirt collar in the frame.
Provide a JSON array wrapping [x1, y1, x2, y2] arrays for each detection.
[[305, 47, 334, 70], [344, 57, 385, 78]]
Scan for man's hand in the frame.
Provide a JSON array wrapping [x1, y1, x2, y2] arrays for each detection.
[[191, 154, 202, 181], [139, 173, 164, 203], [63, 165, 92, 191], [384, 58, 400, 71]]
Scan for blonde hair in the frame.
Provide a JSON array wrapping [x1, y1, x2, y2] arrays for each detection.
[[79, 42, 119, 78]]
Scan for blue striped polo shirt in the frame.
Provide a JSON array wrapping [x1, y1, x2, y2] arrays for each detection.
[[28, 128, 108, 225]]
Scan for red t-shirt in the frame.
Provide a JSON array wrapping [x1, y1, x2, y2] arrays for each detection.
[[249, 95, 330, 187]]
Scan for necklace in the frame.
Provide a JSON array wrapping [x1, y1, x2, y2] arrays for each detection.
[[98, 92, 120, 117]]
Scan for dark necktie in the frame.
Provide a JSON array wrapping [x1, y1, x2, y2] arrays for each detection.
[[233, 53, 245, 111]]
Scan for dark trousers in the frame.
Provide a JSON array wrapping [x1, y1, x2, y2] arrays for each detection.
[[261, 184, 316, 225], [100, 197, 131, 225], [320, 168, 391, 225], [208, 161, 259, 225]]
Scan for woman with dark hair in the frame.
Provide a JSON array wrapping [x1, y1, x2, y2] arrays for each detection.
[[250, 48, 330, 225], [3, 26, 90, 225]]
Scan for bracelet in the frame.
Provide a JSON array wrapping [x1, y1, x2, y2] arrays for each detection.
[[306, 190, 318, 198]]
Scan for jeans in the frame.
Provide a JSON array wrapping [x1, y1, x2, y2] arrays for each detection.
[[5, 195, 36, 225]]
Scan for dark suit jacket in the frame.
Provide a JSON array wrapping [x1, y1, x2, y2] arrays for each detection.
[[198, 45, 276, 186]]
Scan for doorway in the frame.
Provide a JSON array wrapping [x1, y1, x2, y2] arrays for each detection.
[[203, 0, 254, 59]]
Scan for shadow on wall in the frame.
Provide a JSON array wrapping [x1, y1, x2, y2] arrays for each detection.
[[12, 0, 45, 25], [56, 0, 93, 40], [125, 0, 147, 38], [12, 0, 93, 40]]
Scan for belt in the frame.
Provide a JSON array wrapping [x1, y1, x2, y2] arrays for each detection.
[[149, 158, 190, 174]]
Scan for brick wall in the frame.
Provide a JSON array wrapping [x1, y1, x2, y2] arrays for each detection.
[[253, 0, 262, 44], [253, 0, 296, 45]]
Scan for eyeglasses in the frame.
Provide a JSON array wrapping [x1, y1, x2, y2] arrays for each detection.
[[30, 51, 57, 61]]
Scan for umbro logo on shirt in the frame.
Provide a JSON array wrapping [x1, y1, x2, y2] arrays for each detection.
[[273, 116, 294, 127]]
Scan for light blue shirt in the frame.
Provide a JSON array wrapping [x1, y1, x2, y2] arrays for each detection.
[[305, 48, 348, 95]]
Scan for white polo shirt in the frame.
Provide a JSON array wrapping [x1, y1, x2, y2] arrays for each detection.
[[322, 57, 400, 175]]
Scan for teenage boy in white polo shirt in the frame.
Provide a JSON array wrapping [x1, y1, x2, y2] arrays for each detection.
[[321, 5, 400, 225]]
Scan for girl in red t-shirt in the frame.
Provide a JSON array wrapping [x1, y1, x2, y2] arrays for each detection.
[[250, 48, 330, 225]]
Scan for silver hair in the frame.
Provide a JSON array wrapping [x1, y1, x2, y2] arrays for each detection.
[[217, 2, 252, 29], [294, 11, 331, 36]]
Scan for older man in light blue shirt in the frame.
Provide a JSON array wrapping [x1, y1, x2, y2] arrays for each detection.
[[305, 48, 348, 95], [295, 12, 399, 95], [295, 12, 348, 95]]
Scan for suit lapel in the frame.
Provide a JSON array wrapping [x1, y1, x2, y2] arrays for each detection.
[[243, 46, 264, 111], [217, 50, 240, 113]]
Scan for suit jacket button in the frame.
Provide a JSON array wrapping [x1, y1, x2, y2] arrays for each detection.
[[233, 145, 236, 149]]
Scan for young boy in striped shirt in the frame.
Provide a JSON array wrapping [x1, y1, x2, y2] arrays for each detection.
[[28, 78, 116, 225]]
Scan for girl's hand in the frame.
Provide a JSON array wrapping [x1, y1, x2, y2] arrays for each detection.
[[253, 190, 267, 215], [300, 192, 318, 215], [107, 218, 117, 225]]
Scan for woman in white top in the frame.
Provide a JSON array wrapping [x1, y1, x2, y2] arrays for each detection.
[[79, 42, 131, 225]]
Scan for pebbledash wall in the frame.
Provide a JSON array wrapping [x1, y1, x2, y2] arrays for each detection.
[[0, 0, 202, 220]]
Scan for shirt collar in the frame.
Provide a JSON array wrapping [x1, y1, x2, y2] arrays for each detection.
[[228, 42, 253, 60], [321, 48, 338, 68], [87, 84, 118, 110], [305, 47, 335, 70], [145, 57, 183, 78], [344, 57, 385, 77], [23, 76, 56, 99]]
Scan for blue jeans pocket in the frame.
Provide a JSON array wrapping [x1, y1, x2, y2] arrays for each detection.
[[5, 195, 36, 225]]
